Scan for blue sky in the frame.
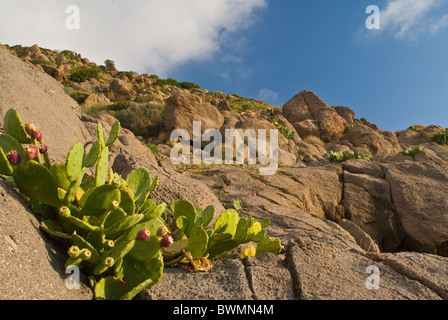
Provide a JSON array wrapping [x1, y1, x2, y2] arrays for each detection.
[[0, 0, 447, 131], [171, 0, 448, 132]]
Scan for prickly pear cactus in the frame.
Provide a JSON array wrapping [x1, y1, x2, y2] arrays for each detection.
[[0, 108, 281, 300]]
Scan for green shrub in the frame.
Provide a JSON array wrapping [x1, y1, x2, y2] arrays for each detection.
[[70, 66, 100, 83], [329, 151, 374, 163], [344, 123, 355, 134], [179, 81, 201, 90], [60, 50, 80, 61], [402, 146, 423, 159], [155, 77, 201, 90], [230, 100, 268, 113], [30, 58, 56, 67], [268, 118, 295, 139], [360, 118, 368, 124], [114, 103, 165, 138], [431, 129, 448, 145], [146, 143, 159, 153]]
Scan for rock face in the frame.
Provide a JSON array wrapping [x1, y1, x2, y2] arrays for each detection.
[[1, 44, 448, 301], [282, 90, 347, 143], [383, 161, 448, 256], [0, 181, 92, 300], [164, 92, 224, 137]]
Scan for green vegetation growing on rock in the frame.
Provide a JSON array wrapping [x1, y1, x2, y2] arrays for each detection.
[[431, 129, 448, 146], [329, 151, 374, 163], [0, 108, 280, 300], [70, 66, 100, 83]]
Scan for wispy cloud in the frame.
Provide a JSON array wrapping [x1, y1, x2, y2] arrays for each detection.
[[0, 0, 267, 75], [381, 0, 448, 40], [258, 88, 279, 105]]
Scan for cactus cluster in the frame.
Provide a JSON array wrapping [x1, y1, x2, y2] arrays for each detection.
[[0, 108, 281, 300]]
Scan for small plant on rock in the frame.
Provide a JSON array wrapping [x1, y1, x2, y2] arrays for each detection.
[[329, 151, 374, 163], [431, 129, 448, 146], [402, 146, 423, 159]]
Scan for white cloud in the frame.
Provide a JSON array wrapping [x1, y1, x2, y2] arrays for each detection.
[[258, 88, 279, 105], [381, 0, 448, 40], [0, 0, 267, 75]]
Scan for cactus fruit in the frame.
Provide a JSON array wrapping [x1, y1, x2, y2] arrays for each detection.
[[136, 229, 151, 241], [7, 150, 21, 164], [39, 144, 48, 154], [156, 226, 169, 237], [160, 235, 174, 248], [25, 145, 38, 160]]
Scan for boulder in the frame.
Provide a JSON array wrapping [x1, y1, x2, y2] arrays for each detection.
[[0, 45, 92, 163], [338, 219, 381, 253], [83, 93, 111, 109], [342, 171, 405, 252], [383, 161, 448, 256], [0, 181, 92, 300], [164, 92, 224, 137], [282, 90, 347, 142], [109, 78, 135, 101], [333, 106, 355, 123], [286, 237, 441, 300], [398, 125, 444, 146], [340, 124, 403, 157]]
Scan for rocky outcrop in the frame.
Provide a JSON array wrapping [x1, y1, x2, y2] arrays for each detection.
[[0, 45, 91, 163], [1, 44, 448, 301], [164, 91, 224, 137], [0, 180, 92, 300], [282, 90, 347, 143]]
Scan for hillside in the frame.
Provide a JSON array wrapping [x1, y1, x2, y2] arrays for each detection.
[[1, 43, 448, 301]]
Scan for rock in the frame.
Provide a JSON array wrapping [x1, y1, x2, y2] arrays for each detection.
[[41, 64, 67, 82], [0, 45, 92, 163], [164, 92, 224, 137], [278, 149, 297, 166], [375, 251, 448, 299], [324, 143, 352, 154], [145, 259, 255, 300], [0, 181, 92, 300], [292, 119, 320, 139], [341, 124, 403, 157], [217, 100, 233, 112], [343, 171, 404, 252], [286, 237, 441, 300], [398, 125, 444, 145], [280, 166, 343, 221], [83, 93, 111, 109], [244, 253, 296, 300], [383, 161, 448, 256], [333, 106, 355, 123], [342, 159, 385, 179], [109, 78, 135, 101], [282, 91, 347, 143], [338, 219, 381, 253]]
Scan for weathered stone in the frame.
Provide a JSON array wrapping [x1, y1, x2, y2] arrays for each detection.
[[383, 161, 448, 256], [0, 181, 92, 300], [145, 259, 254, 300], [338, 219, 381, 253], [286, 237, 441, 300]]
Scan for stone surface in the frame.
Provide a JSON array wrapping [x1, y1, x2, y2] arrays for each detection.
[[164, 91, 224, 137], [0, 181, 92, 300], [383, 161, 448, 256], [145, 259, 255, 300], [286, 237, 441, 300], [0, 45, 91, 163], [283, 91, 347, 143]]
